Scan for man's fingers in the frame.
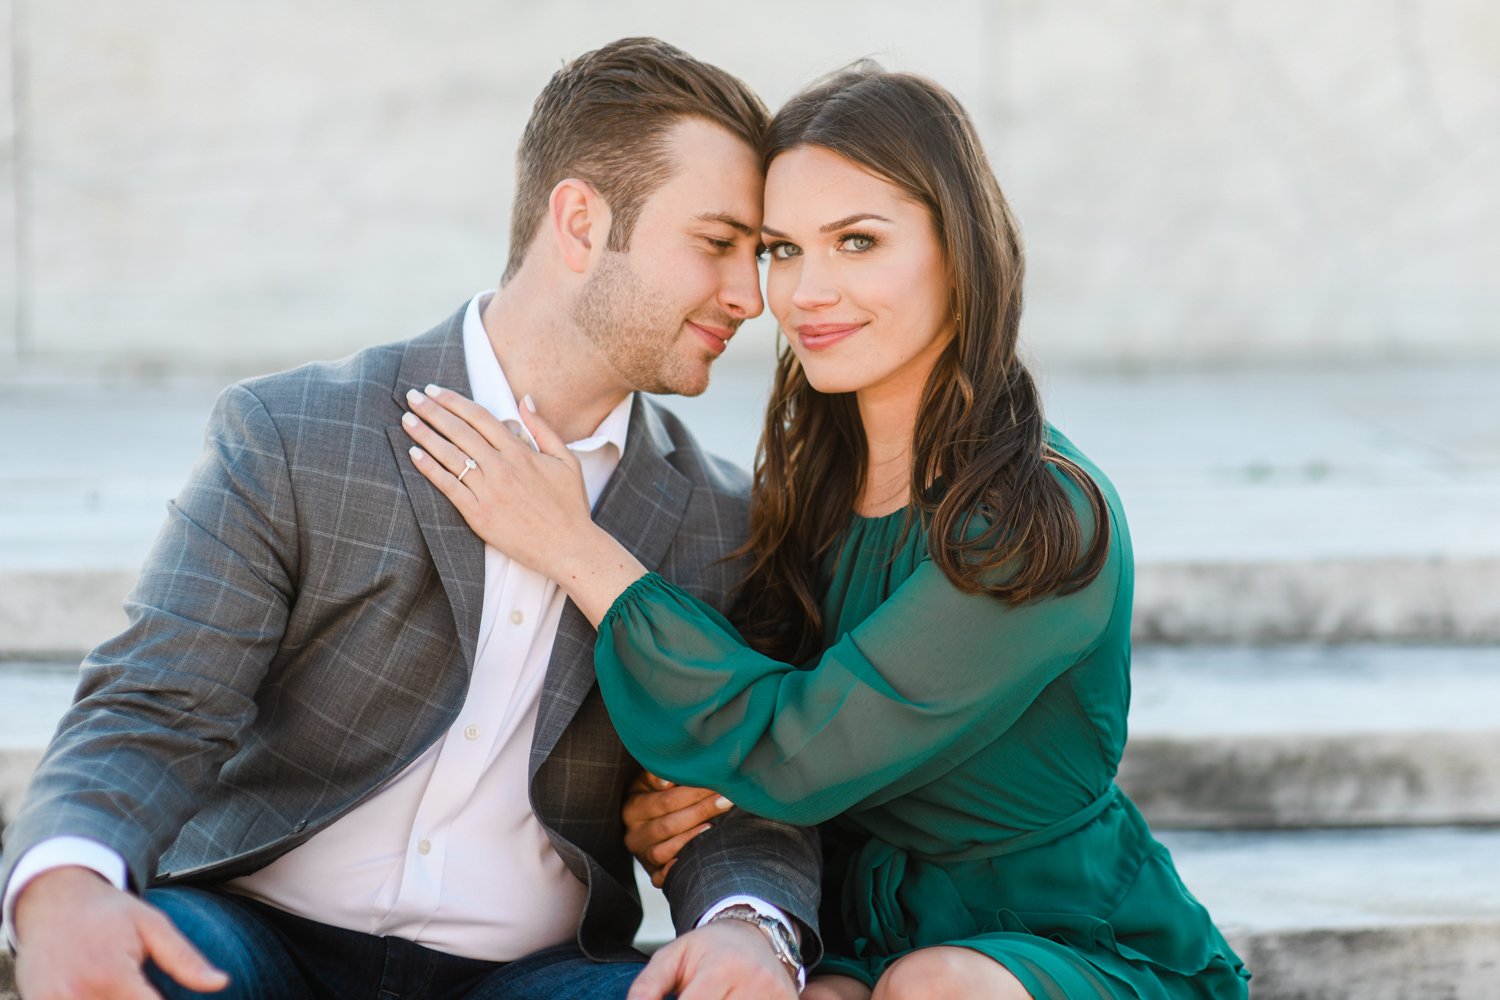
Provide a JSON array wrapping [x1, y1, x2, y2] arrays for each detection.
[[627, 941, 687, 1000], [138, 907, 229, 993]]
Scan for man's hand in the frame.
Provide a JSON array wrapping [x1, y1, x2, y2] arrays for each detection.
[[14, 866, 228, 999], [628, 920, 798, 1000], [623, 772, 734, 888]]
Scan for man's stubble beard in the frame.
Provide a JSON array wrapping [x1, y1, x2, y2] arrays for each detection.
[[572, 250, 709, 397]]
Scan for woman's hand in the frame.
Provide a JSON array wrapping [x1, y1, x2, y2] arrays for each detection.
[[624, 771, 735, 888], [401, 384, 645, 623]]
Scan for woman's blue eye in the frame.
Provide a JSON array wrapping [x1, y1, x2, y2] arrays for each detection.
[[765, 242, 801, 260], [842, 234, 876, 252]]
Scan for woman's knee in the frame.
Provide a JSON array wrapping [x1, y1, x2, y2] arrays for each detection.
[[872, 947, 1031, 1000]]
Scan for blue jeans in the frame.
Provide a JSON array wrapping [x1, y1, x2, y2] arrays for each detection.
[[144, 885, 646, 999]]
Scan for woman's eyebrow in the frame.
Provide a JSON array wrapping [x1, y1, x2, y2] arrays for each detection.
[[819, 213, 893, 233], [760, 214, 895, 241]]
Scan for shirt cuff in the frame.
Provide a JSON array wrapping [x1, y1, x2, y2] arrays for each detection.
[[697, 894, 805, 990], [2, 838, 128, 951]]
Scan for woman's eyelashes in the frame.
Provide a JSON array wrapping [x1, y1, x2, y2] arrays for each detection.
[[759, 232, 879, 261]]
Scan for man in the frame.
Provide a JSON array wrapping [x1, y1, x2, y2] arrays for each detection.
[[1, 37, 819, 999]]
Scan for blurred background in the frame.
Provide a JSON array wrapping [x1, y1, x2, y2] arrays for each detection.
[[2, 4, 1499, 998], [1, 0, 1496, 375]]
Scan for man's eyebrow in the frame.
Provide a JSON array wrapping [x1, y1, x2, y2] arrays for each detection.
[[696, 212, 756, 236], [760, 214, 895, 240]]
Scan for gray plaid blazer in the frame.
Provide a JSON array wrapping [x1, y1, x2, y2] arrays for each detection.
[[0, 304, 821, 961]]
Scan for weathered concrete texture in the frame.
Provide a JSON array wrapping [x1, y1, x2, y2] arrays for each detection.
[[1164, 827, 1500, 1000], [999, 1, 1500, 367], [5, 2, 1499, 373], [1121, 646, 1500, 828], [1, 0, 17, 365], [1135, 557, 1500, 643], [12, 0, 992, 375], [5, 365, 1499, 652]]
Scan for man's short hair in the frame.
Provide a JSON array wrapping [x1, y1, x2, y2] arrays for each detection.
[[502, 37, 768, 283]]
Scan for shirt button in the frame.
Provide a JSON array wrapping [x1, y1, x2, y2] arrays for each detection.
[[510, 609, 525, 625], [417, 839, 431, 855], [464, 724, 480, 741]]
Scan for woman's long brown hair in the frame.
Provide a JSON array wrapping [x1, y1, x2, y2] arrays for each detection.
[[729, 65, 1111, 664]]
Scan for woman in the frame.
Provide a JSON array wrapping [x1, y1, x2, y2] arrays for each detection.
[[404, 65, 1249, 999]]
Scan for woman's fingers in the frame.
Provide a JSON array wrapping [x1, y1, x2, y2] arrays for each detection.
[[402, 409, 479, 481], [518, 394, 573, 462], [423, 384, 527, 455], [408, 445, 480, 518], [405, 386, 520, 471], [623, 783, 735, 872]]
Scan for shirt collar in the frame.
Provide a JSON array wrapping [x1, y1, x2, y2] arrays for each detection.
[[461, 291, 633, 456]]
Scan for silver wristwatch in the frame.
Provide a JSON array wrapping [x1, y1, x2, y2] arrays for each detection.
[[707, 904, 806, 990]]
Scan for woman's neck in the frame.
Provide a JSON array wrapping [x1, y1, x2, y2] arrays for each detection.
[[854, 379, 922, 517]]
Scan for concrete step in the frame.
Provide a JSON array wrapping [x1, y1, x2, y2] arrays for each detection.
[[651, 826, 1500, 1000], [1120, 644, 1500, 828], [4, 367, 1500, 655], [1159, 826, 1500, 1000], [3, 829, 1496, 1000], [6, 645, 1499, 831]]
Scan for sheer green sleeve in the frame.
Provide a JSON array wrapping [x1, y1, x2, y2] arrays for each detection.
[[597, 518, 1125, 825]]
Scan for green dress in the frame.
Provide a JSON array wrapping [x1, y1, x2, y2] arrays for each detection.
[[595, 429, 1250, 998]]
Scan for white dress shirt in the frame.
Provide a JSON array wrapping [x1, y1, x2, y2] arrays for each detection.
[[5, 293, 793, 962]]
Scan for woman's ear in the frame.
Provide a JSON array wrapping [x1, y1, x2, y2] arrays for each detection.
[[548, 178, 612, 274]]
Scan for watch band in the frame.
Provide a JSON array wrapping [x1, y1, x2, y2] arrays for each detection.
[[706, 903, 806, 990]]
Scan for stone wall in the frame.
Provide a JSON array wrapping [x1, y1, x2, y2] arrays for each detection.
[[1, 0, 1496, 375]]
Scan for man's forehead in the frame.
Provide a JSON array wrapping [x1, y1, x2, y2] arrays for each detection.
[[649, 118, 764, 224]]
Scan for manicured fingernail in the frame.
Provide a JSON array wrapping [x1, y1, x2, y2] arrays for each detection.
[[523, 393, 536, 413], [409, 446, 425, 460], [714, 796, 733, 810], [401, 412, 418, 428], [425, 383, 444, 397], [407, 388, 426, 405]]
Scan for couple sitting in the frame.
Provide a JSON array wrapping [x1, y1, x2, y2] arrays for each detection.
[[0, 37, 1249, 1000]]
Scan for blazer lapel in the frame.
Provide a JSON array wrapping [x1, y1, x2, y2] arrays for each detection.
[[531, 396, 693, 770], [386, 307, 486, 670]]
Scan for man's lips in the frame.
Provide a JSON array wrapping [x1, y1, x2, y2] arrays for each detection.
[[687, 321, 734, 356], [796, 322, 864, 350]]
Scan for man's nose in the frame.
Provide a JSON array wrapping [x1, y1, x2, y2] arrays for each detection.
[[721, 256, 764, 320]]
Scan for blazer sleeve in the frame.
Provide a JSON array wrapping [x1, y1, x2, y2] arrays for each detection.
[[658, 798, 823, 962], [0, 383, 299, 897]]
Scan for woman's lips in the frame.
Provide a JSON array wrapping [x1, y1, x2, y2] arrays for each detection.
[[796, 322, 864, 350], [687, 321, 732, 356]]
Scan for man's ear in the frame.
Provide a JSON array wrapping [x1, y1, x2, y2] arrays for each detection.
[[548, 178, 612, 274]]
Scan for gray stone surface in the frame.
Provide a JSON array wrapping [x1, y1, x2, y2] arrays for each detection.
[[1164, 827, 1500, 1000], [3, 365, 1498, 653], [4, 1, 1499, 373], [1, 0, 16, 365], [1121, 645, 1500, 827], [640, 828, 1500, 998], [8, 645, 1499, 833]]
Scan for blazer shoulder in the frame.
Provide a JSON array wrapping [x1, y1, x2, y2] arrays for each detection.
[[229, 305, 462, 413], [638, 397, 751, 502]]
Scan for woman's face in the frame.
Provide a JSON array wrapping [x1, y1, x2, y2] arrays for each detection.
[[761, 145, 956, 401]]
